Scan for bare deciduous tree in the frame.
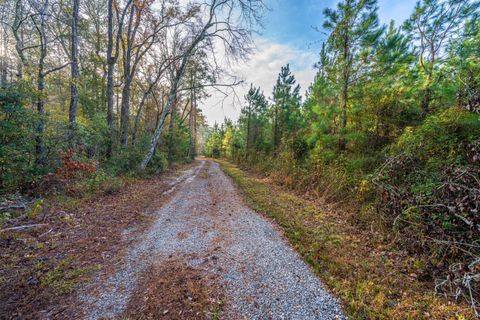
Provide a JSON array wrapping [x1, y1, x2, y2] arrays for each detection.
[[119, 0, 178, 146], [106, 0, 133, 157], [140, 0, 265, 169]]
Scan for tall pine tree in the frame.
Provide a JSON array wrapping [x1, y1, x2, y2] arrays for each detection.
[[323, 0, 383, 151]]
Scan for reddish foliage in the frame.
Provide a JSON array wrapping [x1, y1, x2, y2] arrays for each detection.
[[55, 149, 97, 179]]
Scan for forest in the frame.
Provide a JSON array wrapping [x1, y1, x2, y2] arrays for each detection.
[[0, 0, 480, 318], [0, 0, 262, 194], [205, 0, 480, 315]]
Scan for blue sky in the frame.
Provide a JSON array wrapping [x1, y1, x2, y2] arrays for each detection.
[[202, 0, 418, 124], [261, 0, 417, 51]]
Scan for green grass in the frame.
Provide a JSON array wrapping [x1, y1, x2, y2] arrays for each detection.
[[40, 256, 101, 295]]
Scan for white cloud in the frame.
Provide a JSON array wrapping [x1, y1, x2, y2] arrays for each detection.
[[200, 37, 318, 125]]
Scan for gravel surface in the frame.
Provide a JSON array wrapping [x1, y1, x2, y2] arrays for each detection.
[[78, 160, 344, 319]]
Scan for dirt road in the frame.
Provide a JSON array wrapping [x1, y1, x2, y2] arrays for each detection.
[[77, 160, 344, 319]]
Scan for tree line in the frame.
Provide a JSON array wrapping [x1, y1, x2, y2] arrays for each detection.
[[204, 0, 480, 311], [0, 0, 265, 192]]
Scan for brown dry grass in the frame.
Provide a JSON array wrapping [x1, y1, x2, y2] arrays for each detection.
[[218, 160, 476, 320]]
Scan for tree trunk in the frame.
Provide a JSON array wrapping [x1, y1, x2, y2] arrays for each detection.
[[246, 101, 251, 161], [12, 0, 26, 79], [34, 2, 48, 167], [68, 0, 80, 146], [273, 105, 278, 153], [36, 70, 46, 166], [188, 86, 195, 159], [106, 0, 115, 158], [167, 95, 176, 162], [0, 24, 8, 87], [132, 91, 148, 145], [140, 60, 188, 169], [421, 86, 431, 118], [120, 75, 132, 145], [193, 97, 197, 158], [140, 11, 212, 169], [338, 35, 350, 152], [339, 78, 348, 151], [119, 2, 142, 147], [132, 70, 162, 145]]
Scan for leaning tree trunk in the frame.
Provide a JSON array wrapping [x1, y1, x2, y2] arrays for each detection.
[[132, 67, 162, 145], [68, 0, 80, 146], [140, 12, 213, 169], [140, 59, 188, 169]]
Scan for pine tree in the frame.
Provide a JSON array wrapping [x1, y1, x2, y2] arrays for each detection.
[[271, 64, 301, 152], [449, 19, 480, 112], [242, 84, 268, 160], [323, 0, 383, 151], [359, 21, 416, 149], [404, 0, 480, 117]]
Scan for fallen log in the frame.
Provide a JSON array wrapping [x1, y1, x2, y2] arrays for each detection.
[[0, 224, 48, 232]]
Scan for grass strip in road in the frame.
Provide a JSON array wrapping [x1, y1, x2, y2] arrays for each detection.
[[217, 159, 474, 320]]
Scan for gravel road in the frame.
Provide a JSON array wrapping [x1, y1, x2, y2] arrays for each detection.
[[78, 160, 344, 319]]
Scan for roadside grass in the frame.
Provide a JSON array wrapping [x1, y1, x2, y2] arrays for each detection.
[[217, 159, 474, 320], [39, 256, 101, 295]]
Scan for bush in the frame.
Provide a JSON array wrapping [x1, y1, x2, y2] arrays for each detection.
[[105, 138, 168, 176], [373, 107, 480, 307], [0, 86, 39, 194], [0, 84, 170, 197]]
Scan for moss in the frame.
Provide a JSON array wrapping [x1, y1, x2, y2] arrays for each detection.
[[40, 256, 101, 295], [2, 254, 18, 270]]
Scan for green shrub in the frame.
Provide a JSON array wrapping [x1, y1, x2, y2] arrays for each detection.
[[0, 86, 40, 193], [373, 107, 480, 303], [105, 138, 168, 176]]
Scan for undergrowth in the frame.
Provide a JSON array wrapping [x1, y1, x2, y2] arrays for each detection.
[[218, 159, 475, 319]]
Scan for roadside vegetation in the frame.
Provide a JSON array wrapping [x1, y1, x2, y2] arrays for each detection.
[[205, 0, 480, 317], [1, 0, 479, 317], [219, 160, 475, 319]]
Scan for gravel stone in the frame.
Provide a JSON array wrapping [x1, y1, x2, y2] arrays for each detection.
[[78, 160, 344, 320]]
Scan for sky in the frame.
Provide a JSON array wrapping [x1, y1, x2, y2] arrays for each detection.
[[201, 0, 418, 125]]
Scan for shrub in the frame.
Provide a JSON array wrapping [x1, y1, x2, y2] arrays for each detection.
[[373, 107, 480, 309], [105, 138, 168, 176], [0, 86, 39, 194]]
